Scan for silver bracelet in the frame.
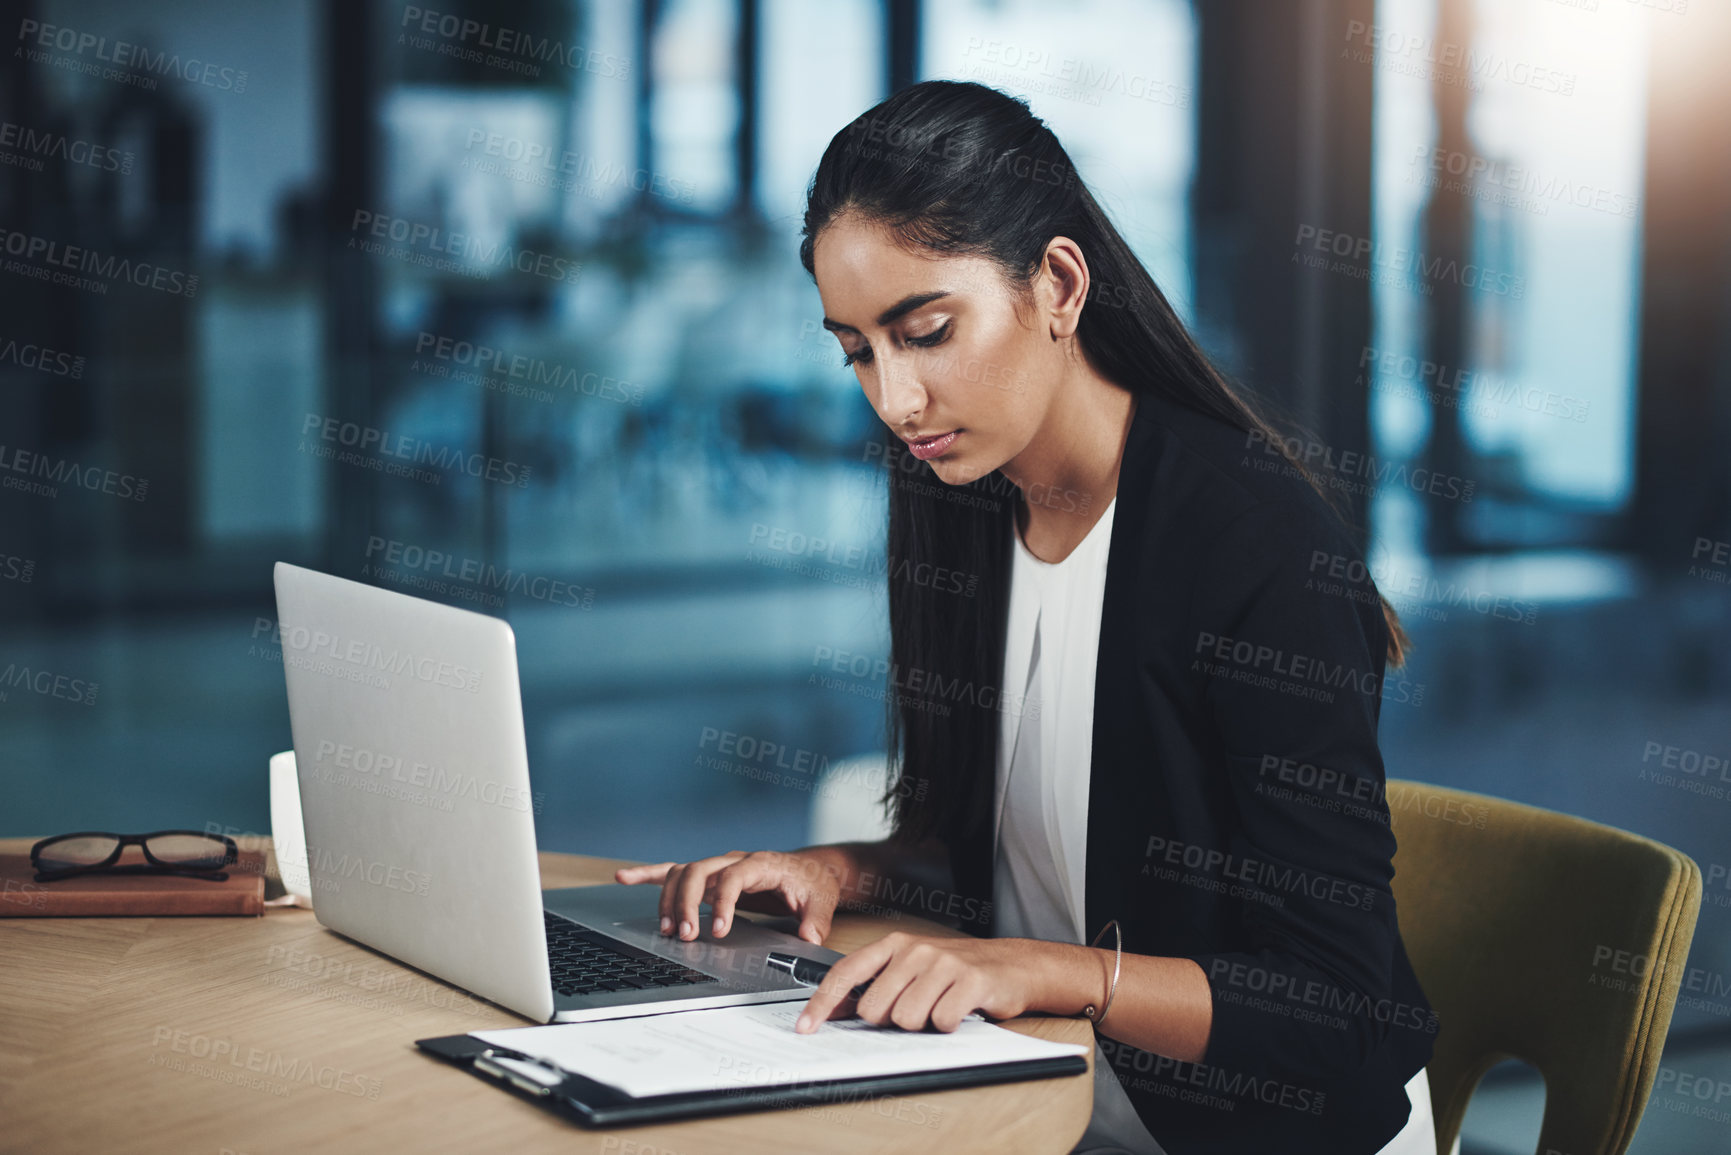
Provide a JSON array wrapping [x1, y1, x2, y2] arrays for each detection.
[[1083, 919, 1122, 1027]]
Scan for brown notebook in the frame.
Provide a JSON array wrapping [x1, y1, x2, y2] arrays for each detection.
[[0, 850, 267, 917]]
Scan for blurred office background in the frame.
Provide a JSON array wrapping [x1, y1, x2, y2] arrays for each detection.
[[1, 1, 1728, 1149]]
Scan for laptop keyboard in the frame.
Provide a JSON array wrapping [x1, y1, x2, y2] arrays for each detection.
[[544, 911, 714, 998]]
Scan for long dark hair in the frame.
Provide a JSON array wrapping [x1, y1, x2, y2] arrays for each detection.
[[799, 80, 1409, 848]]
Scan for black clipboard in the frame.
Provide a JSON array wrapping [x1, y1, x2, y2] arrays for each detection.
[[415, 1031, 1089, 1128]]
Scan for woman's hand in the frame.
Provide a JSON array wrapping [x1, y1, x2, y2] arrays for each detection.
[[614, 849, 842, 944], [794, 932, 1067, 1034]]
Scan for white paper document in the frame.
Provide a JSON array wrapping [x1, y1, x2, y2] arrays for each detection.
[[469, 1002, 1090, 1099]]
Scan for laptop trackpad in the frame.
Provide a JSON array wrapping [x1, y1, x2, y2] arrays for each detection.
[[607, 912, 805, 949]]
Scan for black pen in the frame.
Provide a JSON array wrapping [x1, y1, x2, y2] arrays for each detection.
[[765, 951, 871, 1000]]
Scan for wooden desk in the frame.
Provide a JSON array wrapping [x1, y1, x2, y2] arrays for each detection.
[[0, 839, 1092, 1154]]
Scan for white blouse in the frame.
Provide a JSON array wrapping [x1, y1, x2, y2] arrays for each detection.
[[990, 497, 1164, 1154], [991, 496, 1115, 945]]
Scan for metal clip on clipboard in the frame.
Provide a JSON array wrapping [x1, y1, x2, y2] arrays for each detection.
[[473, 1048, 568, 1097]]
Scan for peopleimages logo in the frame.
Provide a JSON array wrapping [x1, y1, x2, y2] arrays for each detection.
[[1358, 343, 1589, 424], [460, 131, 693, 205], [149, 1028, 381, 1100], [1408, 144, 1638, 220], [349, 210, 577, 282], [310, 738, 541, 815], [1690, 537, 1731, 588], [0, 659, 99, 706], [16, 20, 249, 92], [809, 645, 1039, 720], [0, 337, 85, 378], [1143, 834, 1377, 912], [399, 7, 630, 79], [300, 413, 531, 488], [0, 226, 198, 297], [1305, 547, 1539, 627], [1245, 427, 1477, 503], [844, 112, 1076, 190], [0, 120, 133, 174], [264, 943, 487, 1018], [251, 617, 483, 694], [747, 522, 980, 597], [958, 37, 1191, 109], [1637, 739, 1731, 802], [1293, 223, 1524, 299], [307, 846, 432, 897], [363, 535, 594, 610], [1192, 630, 1427, 708], [1341, 19, 1576, 97], [0, 443, 147, 502], [1099, 1040, 1328, 1116], [1207, 958, 1440, 1035], [412, 331, 642, 405]]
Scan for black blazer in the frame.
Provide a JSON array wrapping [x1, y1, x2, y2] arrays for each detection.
[[946, 390, 1436, 1155]]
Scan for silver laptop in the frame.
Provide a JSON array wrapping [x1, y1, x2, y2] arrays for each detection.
[[272, 561, 839, 1023]]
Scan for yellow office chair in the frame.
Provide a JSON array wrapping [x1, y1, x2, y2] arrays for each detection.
[[1386, 778, 1703, 1155]]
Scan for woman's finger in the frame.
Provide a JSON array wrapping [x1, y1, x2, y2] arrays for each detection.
[[853, 940, 930, 1028], [656, 863, 687, 934], [794, 905, 833, 946], [672, 854, 742, 940], [706, 855, 774, 937], [928, 976, 984, 1033], [886, 963, 959, 1033], [794, 934, 903, 1033], [614, 861, 675, 884]]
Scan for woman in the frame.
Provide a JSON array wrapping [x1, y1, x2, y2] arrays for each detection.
[[618, 80, 1437, 1155]]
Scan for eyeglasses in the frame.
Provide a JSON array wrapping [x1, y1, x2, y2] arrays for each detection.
[[29, 830, 239, 883]]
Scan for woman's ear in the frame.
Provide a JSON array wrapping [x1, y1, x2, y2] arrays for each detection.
[[1041, 236, 1091, 341]]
